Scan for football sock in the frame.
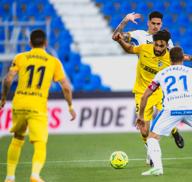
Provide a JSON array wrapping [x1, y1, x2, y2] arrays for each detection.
[[147, 138, 163, 170], [171, 127, 177, 134], [32, 141, 46, 177], [6, 138, 24, 177]]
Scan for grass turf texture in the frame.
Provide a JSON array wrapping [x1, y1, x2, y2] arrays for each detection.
[[1, 132, 192, 182]]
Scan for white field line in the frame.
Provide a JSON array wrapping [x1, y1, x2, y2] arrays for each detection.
[[0, 157, 192, 165]]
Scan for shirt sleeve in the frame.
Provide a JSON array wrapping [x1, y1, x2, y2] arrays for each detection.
[[132, 44, 142, 54], [53, 59, 66, 82], [9, 54, 21, 71], [129, 30, 140, 40], [168, 39, 174, 49]]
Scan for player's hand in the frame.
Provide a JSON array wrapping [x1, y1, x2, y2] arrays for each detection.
[[135, 117, 145, 130], [68, 106, 76, 121], [0, 99, 6, 110], [113, 32, 124, 41], [124, 12, 141, 24]]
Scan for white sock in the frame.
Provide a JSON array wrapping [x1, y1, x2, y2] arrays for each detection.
[[144, 143, 150, 161], [147, 138, 163, 170], [5, 176, 15, 180]]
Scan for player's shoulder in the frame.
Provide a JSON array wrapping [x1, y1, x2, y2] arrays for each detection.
[[14, 51, 30, 60], [130, 29, 147, 34], [139, 43, 153, 49]]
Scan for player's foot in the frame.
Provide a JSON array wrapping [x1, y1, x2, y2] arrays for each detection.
[[172, 128, 184, 148], [146, 155, 154, 167], [142, 167, 163, 176], [30, 177, 45, 182]]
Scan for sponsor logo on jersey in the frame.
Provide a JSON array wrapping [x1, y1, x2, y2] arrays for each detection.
[[158, 60, 163, 67]]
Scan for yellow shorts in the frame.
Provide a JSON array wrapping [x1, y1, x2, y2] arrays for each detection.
[[135, 93, 163, 121], [10, 109, 48, 143]]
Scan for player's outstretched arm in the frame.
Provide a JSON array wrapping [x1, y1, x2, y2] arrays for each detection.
[[59, 78, 76, 121], [139, 88, 153, 119], [112, 12, 141, 41], [0, 70, 17, 110]]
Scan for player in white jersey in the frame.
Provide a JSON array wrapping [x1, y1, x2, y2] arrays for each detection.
[[136, 47, 192, 176], [112, 11, 174, 48]]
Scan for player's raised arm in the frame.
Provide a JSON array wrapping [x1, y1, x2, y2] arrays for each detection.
[[59, 78, 76, 121], [0, 70, 17, 109], [112, 12, 141, 42]]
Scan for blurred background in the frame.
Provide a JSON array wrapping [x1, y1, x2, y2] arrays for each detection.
[[1, 0, 192, 92]]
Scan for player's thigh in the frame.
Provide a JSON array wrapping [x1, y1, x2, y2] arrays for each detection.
[[150, 110, 182, 136], [28, 113, 48, 143], [153, 94, 163, 111], [10, 110, 28, 137], [135, 94, 154, 121]]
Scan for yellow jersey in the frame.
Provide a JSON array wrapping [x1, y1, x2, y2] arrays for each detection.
[[10, 48, 65, 112], [132, 44, 170, 94]]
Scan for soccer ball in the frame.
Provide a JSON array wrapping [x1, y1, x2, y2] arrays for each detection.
[[110, 151, 128, 169]]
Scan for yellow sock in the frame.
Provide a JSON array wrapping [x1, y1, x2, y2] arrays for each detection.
[[7, 138, 24, 177], [32, 141, 46, 176], [172, 127, 177, 134]]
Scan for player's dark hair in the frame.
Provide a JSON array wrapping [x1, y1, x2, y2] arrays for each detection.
[[149, 11, 163, 20], [170, 47, 184, 63], [30, 29, 46, 47], [153, 29, 171, 43]]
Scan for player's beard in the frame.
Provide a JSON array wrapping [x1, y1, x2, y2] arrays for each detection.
[[154, 49, 166, 56]]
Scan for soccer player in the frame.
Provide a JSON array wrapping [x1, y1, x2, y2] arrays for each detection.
[[0, 29, 76, 182], [112, 11, 184, 151], [137, 46, 192, 176], [112, 11, 174, 48]]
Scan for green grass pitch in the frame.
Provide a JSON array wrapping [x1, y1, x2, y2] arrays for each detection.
[[1, 132, 192, 182]]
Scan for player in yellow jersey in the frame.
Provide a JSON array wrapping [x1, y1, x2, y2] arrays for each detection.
[[0, 29, 76, 182], [112, 11, 185, 153], [113, 29, 184, 166]]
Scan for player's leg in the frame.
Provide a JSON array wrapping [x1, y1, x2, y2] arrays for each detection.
[[28, 113, 48, 182], [4, 111, 27, 182], [142, 110, 182, 176], [135, 94, 154, 166], [142, 132, 163, 176]]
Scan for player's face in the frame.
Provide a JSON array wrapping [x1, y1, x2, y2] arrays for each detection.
[[153, 40, 167, 56], [148, 18, 162, 34]]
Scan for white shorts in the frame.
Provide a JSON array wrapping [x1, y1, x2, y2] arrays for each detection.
[[150, 109, 192, 136]]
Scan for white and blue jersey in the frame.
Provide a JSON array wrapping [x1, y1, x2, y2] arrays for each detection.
[[129, 30, 174, 49], [148, 65, 192, 136]]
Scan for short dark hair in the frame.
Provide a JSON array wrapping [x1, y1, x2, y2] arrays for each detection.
[[30, 29, 46, 47], [149, 11, 163, 20], [170, 47, 184, 63], [153, 29, 171, 43]]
